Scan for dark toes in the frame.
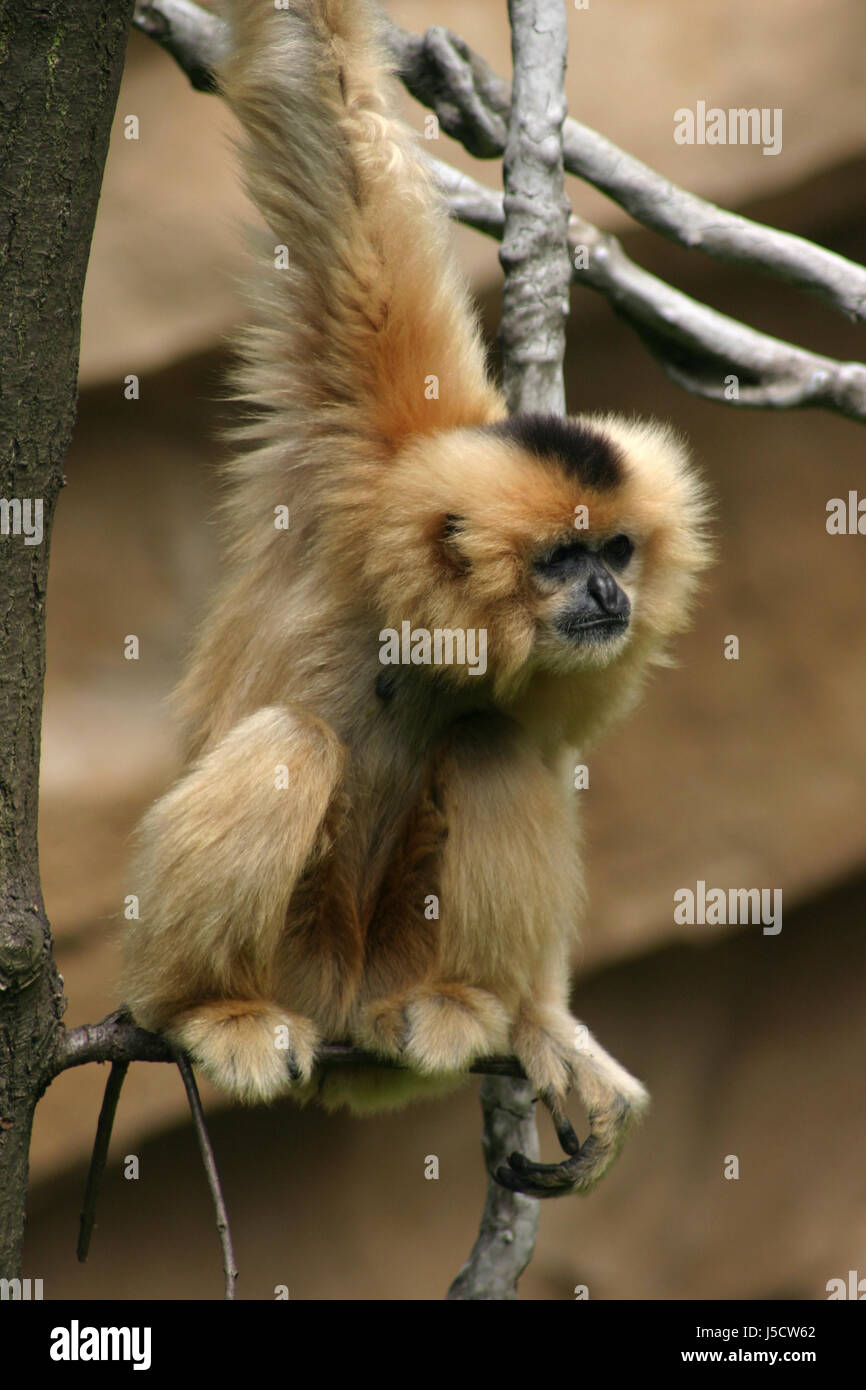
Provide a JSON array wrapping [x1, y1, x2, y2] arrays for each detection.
[[551, 1113, 581, 1155], [495, 1154, 584, 1198], [491, 1096, 607, 1197], [537, 1087, 582, 1154]]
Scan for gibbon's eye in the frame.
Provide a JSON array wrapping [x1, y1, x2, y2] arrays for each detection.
[[533, 540, 586, 578], [602, 534, 634, 569]]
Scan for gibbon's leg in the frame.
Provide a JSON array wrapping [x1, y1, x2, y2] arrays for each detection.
[[123, 706, 346, 1103], [362, 718, 567, 1076], [355, 772, 511, 1068], [414, 714, 648, 1196], [501, 993, 650, 1198], [360, 980, 511, 1072]]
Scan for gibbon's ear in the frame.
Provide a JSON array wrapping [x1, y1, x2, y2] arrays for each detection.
[[437, 512, 472, 576]]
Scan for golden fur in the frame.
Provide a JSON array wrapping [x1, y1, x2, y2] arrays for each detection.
[[122, 0, 711, 1186]]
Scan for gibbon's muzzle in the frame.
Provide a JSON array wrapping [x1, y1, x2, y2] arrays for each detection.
[[554, 555, 631, 643]]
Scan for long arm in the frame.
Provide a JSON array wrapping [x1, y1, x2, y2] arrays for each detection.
[[217, 0, 501, 455]]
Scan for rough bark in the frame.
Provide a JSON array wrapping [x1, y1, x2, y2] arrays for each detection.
[[446, 1076, 541, 1300], [0, 0, 135, 1277], [498, 0, 571, 416]]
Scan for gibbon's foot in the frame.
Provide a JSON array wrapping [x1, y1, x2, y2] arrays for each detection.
[[356, 994, 411, 1058], [404, 983, 511, 1072], [497, 1019, 650, 1197], [358, 983, 510, 1072], [168, 999, 320, 1105], [510, 1006, 579, 1103], [495, 1082, 648, 1199]]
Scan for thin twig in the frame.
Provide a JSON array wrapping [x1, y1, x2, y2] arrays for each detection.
[[60, 1007, 529, 1300], [175, 1051, 239, 1301], [76, 1061, 130, 1263]]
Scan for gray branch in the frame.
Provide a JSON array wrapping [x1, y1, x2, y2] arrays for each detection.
[[52, 1008, 528, 1080], [133, 0, 226, 89], [430, 157, 866, 420], [133, 0, 866, 424], [568, 214, 866, 416], [446, 1077, 541, 1300], [381, 10, 866, 324], [497, 0, 571, 415]]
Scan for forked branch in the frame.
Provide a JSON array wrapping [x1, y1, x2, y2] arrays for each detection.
[[131, 0, 866, 422]]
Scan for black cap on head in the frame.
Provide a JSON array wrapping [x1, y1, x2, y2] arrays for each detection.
[[483, 414, 624, 491]]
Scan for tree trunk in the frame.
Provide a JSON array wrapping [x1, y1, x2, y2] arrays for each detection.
[[0, 0, 134, 1278]]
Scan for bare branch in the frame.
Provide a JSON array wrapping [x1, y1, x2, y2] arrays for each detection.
[[382, 10, 866, 324], [136, 1, 866, 335], [381, 20, 508, 160], [52, 1008, 528, 1079], [133, 0, 866, 424], [56, 1008, 175, 1070], [133, 0, 226, 89], [568, 215, 866, 418], [59, 1008, 529, 1302], [446, 1077, 541, 1300], [430, 157, 866, 422], [175, 1051, 239, 1300], [497, 0, 571, 415], [77, 1061, 130, 1263]]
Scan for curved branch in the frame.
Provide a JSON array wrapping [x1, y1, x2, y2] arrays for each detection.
[[570, 215, 866, 416], [430, 157, 866, 421], [382, 10, 866, 324], [77, 1061, 130, 1263], [133, 0, 226, 89], [136, 2, 866, 330], [133, 0, 866, 424]]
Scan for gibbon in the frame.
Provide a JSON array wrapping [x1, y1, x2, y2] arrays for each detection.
[[122, 0, 711, 1197]]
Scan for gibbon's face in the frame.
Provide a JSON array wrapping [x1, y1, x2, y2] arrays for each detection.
[[528, 527, 635, 673], [362, 412, 711, 693]]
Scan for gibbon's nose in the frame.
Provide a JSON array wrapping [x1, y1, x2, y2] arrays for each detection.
[[588, 566, 628, 617]]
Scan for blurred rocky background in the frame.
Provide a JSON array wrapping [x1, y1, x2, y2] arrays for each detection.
[[23, 0, 866, 1299]]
